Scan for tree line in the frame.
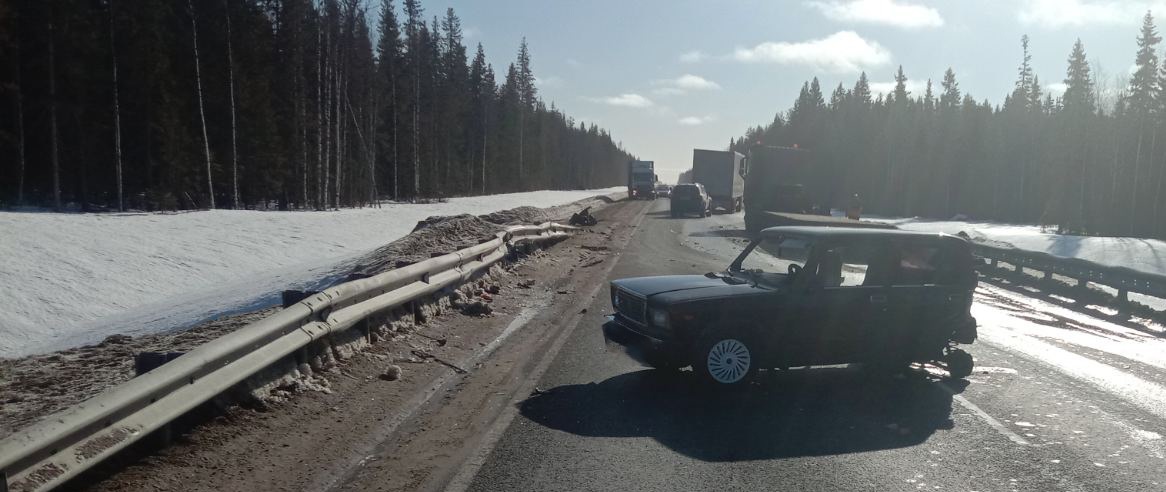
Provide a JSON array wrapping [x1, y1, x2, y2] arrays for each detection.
[[733, 13, 1166, 239], [0, 0, 634, 211]]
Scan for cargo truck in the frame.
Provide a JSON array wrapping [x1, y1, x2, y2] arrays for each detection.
[[691, 149, 746, 213], [628, 160, 657, 199], [743, 145, 894, 235]]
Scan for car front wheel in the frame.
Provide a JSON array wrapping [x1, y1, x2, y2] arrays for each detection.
[[694, 334, 757, 386]]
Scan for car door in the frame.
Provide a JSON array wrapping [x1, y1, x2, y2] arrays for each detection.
[[782, 244, 887, 366], [882, 240, 952, 360]]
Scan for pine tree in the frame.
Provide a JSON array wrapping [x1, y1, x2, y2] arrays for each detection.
[[515, 38, 536, 185], [1063, 39, 1096, 116], [1008, 35, 1034, 111], [852, 72, 872, 106], [891, 66, 909, 106], [375, 0, 402, 199], [939, 68, 960, 110], [923, 79, 935, 112], [1129, 11, 1160, 117]]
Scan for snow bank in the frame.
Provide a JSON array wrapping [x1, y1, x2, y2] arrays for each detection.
[[0, 188, 621, 358], [878, 217, 1166, 277]]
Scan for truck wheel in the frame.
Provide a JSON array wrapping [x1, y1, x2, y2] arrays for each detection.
[[693, 332, 757, 386], [945, 349, 974, 379]]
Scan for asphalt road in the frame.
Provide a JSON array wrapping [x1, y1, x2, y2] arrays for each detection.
[[460, 199, 1166, 492]]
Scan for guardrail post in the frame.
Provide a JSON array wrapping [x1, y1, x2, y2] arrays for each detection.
[[1117, 288, 1130, 315], [3, 470, 9, 492]]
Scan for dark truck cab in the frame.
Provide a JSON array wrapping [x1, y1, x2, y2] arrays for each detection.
[[603, 226, 978, 386]]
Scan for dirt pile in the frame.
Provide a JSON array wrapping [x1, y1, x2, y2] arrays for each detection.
[[350, 214, 506, 277]]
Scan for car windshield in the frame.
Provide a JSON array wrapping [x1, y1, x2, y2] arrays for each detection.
[[732, 237, 890, 288], [730, 238, 807, 286], [672, 185, 699, 197]]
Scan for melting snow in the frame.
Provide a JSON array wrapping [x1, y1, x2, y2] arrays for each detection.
[[0, 188, 621, 357]]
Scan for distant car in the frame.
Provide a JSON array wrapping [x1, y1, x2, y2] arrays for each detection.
[[603, 226, 979, 386], [654, 184, 672, 198], [669, 183, 711, 218]]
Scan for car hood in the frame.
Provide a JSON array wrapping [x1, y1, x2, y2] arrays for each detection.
[[612, 274, 758, 299]]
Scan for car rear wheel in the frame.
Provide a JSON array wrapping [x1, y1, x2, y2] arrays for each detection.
[[694, 333, 757, 386]]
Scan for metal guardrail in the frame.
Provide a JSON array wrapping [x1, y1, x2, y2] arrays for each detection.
[[0, 222, 577, 492], [972, 243, 1166, 304]]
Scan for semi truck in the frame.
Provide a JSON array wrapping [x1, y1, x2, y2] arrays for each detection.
[[691, 149, 746, 213], [627, 160, 657, 199], [743, 145, 893, 235]]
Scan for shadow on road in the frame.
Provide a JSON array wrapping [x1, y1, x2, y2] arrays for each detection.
[[519, 367, 964, 462], [687, 228, 751, 239]]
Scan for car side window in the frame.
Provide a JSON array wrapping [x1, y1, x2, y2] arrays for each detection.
[[816, 246, 876, 288], [894, 243, 942, 286]]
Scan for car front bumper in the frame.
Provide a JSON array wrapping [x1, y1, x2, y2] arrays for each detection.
[[602, 316, 680, 365]]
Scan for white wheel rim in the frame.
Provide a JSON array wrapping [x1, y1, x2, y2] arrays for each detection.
[[706, 339, 751, 384]]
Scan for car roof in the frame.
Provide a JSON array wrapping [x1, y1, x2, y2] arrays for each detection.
[[760, 225, 964, 244]]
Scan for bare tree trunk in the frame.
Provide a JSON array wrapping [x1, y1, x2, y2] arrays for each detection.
[[1155, 138, 1166, 237], [1132, 126, 1144, 235], [323, 24, 332, 209], [368, 92, 378, 206], [334, 58, 342, 208], [315, 6, 324, 209], [518, 108, 524, 189], [188, 0, 215, 209], [481, 102, 487, 195], [108, 0, 125, 211], [297, 26, 308, 208], [13, 39, 27, 205], [412, 60, 419, 197], [391, 70, 398, 200], [49, 22, 62, 211], [225, 0, 240, 209]]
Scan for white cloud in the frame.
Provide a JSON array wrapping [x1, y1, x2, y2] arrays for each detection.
[[464, 27, 481, 38], [589, 93, 654, 108], [1045, 82, 1069, 96], [566, 58, 583, 68], [678, 115, 717, 125], [869, 79, 927, 97], [731, 31, 892, 73], [1016, 0, 1157, 28], [806, 0, 944, 29], [652, 74, 722, 96], [534, 75, 564, 88], [679, 50, 707, 63]]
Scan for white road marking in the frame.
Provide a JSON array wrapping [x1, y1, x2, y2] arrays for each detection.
[[952, 394, 1031, 446]]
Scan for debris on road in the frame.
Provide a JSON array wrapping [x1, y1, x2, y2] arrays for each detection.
[[379, 365, 403, 381], [462, 301, 493, 317], [569, 207, 599, 226]]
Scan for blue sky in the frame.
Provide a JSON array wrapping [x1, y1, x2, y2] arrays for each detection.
[[384, 0, 1166, 182]]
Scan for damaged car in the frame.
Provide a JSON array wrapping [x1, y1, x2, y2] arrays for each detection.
[[603, 226, 979, 386]]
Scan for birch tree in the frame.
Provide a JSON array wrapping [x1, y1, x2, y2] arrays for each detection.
[[225, 0, 240, 208], [188, 0, 215, 209]]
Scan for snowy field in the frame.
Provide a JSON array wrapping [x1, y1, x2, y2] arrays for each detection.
[[875, 217, 1166, 277], [0, 188, 621, 358]]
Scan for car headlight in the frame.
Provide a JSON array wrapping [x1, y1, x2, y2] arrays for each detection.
[[649, 308, 670, 328]]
